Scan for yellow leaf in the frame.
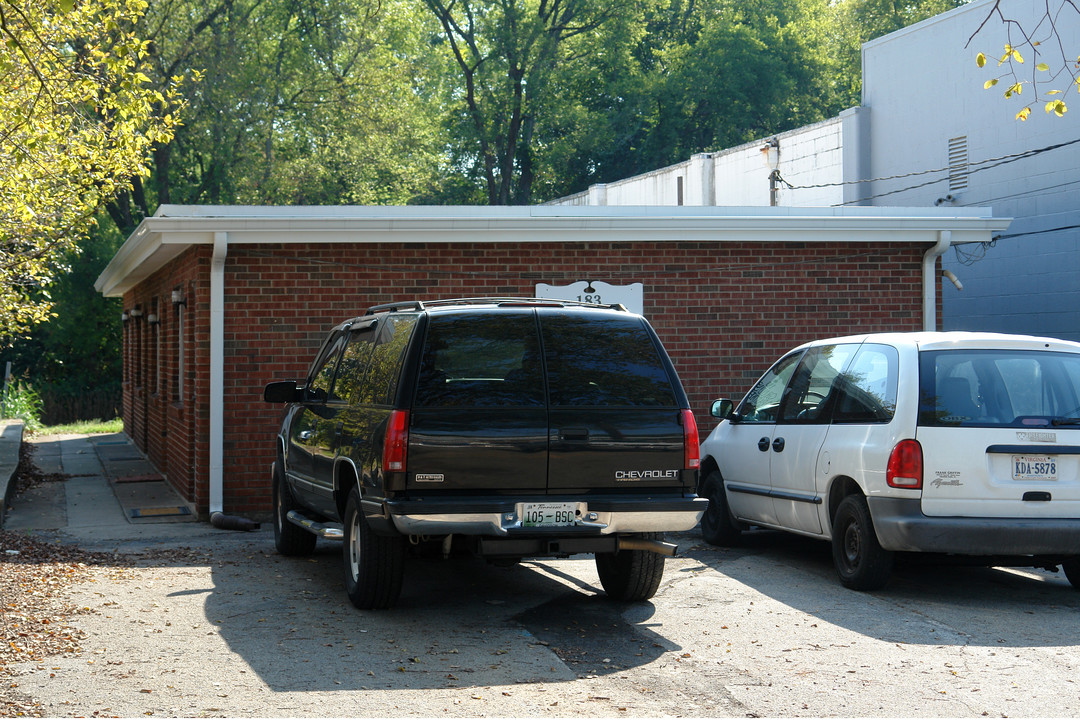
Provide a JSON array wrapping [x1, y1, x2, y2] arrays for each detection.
[[984, 78, 998, 90], [976, 52, 986, 68], [1016, 107, 1032, 121], [1012, 49, 1024, 63], [1047, 89, 1062, 95], [1036, 63, 1050, 72]]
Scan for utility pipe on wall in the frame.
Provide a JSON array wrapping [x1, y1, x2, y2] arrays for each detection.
[[209, 231, 227, 514], [922, 230, 952, 332]]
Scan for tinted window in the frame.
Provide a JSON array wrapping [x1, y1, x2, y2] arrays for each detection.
[[833, 344, 899, 423], [331, 326, 375, 403], [359, 315, 418, 405], [308, 332, 346, 402], [779, 345, 857, 423], [541, 312, 677, 407], [416, 312, 544, 408], [737, 352, 802, 423], [919, 349, 1080, 427]]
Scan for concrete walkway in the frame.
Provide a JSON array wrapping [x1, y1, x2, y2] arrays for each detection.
[[1, 428, 264, 552]]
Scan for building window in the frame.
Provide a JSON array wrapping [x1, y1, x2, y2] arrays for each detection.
[[948, 136, 968, 192]]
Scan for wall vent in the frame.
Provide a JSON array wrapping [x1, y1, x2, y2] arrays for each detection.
[[948, 136, 969, 192]]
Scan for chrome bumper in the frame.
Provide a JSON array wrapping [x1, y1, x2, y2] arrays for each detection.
[[383, 496, 707, 536]]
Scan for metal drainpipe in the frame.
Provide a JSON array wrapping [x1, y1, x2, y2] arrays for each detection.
[[209, 231, 227, 514], [923, 230, 952, 332]]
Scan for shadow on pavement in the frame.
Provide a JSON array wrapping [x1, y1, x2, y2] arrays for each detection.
[[198, 540, 676, 692], [681, 527, 1080, 650]]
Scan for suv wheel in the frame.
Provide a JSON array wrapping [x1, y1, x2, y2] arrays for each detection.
[[1062, 557, 1080, 589], [273, 463, 317, 556], [595, 533, 666, 601], [342, 486, 405, 610], [699, 470, 740, 546], [831, 494, 893, 591]]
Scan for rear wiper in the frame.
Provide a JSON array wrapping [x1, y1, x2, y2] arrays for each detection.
[[1051, 417, 1080, 426]]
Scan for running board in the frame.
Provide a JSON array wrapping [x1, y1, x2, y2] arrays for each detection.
[[286, 510, 344, 540]]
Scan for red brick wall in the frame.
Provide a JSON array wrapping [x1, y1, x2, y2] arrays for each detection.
[[122, 240, 931, 518]]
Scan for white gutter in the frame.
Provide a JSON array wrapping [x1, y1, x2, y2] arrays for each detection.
[[922, 230, 952, 332], [209, 231, 227, 514]]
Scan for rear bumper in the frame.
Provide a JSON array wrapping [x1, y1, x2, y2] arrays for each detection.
[[868, 496, 1080, 555], [369, 494, 707, 537]]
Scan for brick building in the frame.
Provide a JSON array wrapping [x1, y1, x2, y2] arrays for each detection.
[[95, 205, 1009, 520]]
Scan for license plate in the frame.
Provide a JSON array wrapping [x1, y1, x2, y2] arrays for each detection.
[[521, 502, 576, 528], [1012, 455, 1057, 480]]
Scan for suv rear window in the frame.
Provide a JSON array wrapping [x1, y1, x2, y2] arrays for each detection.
[[919, 349, 1080, 427], [541, 312, 677, 407], [415, 312, 544, 408]]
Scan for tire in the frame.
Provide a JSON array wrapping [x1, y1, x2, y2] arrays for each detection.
[[1062, 557, 1080, 589], [342, 486, 405, 610], [595, 533, 666, 602], [273, 463, 317, 556], [699, 470, 741, 546], [831, 494, 893, 591]]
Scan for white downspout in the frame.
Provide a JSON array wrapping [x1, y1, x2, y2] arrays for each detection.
[[209, 231, 227, 514], [923, 230, 952, 332]]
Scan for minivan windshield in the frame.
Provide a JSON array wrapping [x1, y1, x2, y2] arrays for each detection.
[[918, 349, 1080, 427]]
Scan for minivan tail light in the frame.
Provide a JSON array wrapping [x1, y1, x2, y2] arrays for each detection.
[[681, 409, 700, 470], [887, 439, 922, 489], [383, 410, 409, 473]]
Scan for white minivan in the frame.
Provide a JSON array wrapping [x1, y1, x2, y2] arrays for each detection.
[[699, 332, 1080, 590]]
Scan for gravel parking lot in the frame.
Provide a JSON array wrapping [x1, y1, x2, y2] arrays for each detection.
[[5, 524, 1080, 718]]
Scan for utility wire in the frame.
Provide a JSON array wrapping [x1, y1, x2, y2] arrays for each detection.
[[773, 137, 1080, 205]]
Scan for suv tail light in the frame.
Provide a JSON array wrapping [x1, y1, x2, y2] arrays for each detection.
[[383, 410, 409, 472], [681, 409, 700, 470], [887, 439, 922, 488]]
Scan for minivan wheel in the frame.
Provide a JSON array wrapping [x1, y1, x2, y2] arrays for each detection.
[[595, 533, 666, 602], [342, 486, 405, 610], [699, 470, 741, 546], [831, 494, 893, 591], [1062, 557, 1080, 589], [273, 464, 317, 556]]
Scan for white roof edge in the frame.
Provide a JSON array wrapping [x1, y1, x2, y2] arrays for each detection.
[[96, 205, 1012, 298], [149, 203, 998, 220]]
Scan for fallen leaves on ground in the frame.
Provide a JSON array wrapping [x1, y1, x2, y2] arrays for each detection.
[[0, 529, 119, 717], [0, 444, 207, 717]]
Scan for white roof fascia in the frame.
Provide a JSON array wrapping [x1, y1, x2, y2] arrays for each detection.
[[95, 205, 1012, 298]]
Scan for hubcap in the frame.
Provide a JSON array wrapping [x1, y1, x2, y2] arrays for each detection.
[[843, 520, 861, 567], [349, 514, 362, 579]]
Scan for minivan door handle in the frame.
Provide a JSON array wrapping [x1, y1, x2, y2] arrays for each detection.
[[560, 427, 590, 441], [772, 437, 785, 452], [757, 437, 770, 452]]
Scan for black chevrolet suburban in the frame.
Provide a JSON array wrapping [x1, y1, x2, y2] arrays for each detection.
[[264, 298, 706, 609]]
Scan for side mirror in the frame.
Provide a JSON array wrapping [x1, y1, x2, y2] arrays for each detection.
[[710, 398, 736, 421], [264, 380, 303, 403]]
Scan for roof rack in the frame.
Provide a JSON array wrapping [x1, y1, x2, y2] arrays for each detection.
[[363, 297, 629, 315]]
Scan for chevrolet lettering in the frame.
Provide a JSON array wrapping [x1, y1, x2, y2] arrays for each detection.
[[615, 469, 680, 481]]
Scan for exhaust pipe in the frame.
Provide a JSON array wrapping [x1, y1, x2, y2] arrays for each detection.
[[618, 537, 678, 556]]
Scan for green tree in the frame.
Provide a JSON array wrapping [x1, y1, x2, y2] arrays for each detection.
[[0, 0, 185, 342], [105, 0, 444, 236], [422, 0, 646, 205]]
